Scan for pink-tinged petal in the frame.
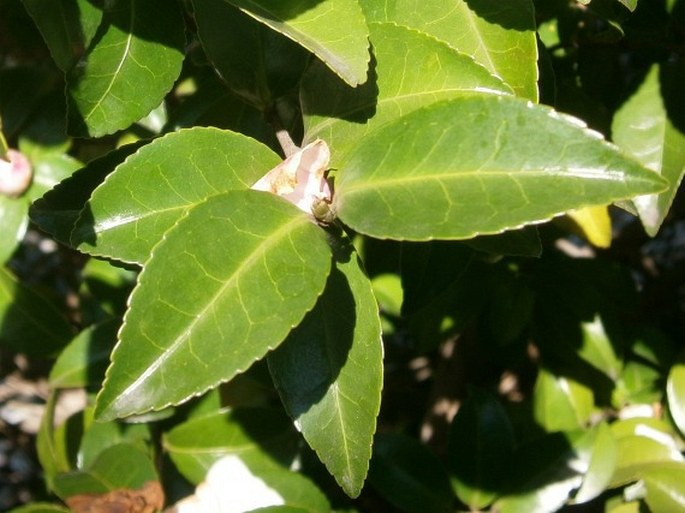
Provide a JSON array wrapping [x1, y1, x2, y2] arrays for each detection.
[[0, 149, 32, 198], [252, 139, 332, 217]]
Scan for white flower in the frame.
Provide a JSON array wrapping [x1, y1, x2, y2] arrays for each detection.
[[0, 149, 32, 198], [252, 139, 333, 220]]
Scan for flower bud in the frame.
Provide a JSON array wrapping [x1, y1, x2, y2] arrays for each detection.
[[252, 139, 333, 219], [0, 149, 32, 198]]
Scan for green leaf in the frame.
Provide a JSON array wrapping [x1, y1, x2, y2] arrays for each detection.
[[53, 444, 161, 507], [358, 0, 538, 101], [225, 0, 370, 87], [533, 369, 594, 432], [49, 319, 119, 388], [612, 64, 685, 236], [643, 462, 685, 512], [0, 196, 28, 263], [335, 96, 667, 241], [610, 419, 685, 487], [571, 422, 617, 504], [164, 408, 298, 484], [618, 0, 639, 11], [30, 143, 144, 246], [22, 0, 102, 72], [194, 0, 309, 109], [95, 191, 332, 420], [368, 433, 453, 513], [302, 22, 510, 160], [0, 266, 73, 356], [71, 128, 281, 265], [448, 388, 515, 510], [66, 0, 185, 137], [78, 419, 149, 471], [667, 351, 685, 439], [268, 234, 383, 498]]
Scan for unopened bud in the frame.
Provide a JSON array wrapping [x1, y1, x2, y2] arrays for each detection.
[[0, 149, 32, 198]]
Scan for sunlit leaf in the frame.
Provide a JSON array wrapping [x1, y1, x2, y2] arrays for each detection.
[[226, 0, 369, 87], [335, 96, 667, 240], [66, 0, 185, 136], [612, 64, 685, 236], [302, 22, 510, 160], [71, 128, 281, 265], [358, 0, 538, 100], [95, 191, 331, 420]]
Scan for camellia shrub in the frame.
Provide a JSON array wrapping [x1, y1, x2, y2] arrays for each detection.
[[1, 0, 685, 511]]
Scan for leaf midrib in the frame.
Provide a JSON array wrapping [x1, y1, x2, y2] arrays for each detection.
[[108, 210, 310, 409], [83, 1, 135, 122]]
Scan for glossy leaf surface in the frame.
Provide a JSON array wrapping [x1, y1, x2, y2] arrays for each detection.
[[358, 0, 538, 100], [66, 0, 185, 136], [533, 369, 594, 432], [302, 22, 510, 160], [71, 128, 281, 264], [226, 0, 370, 87], [95, 191, 332, 420], [164, 408, 298, 484], [268, 235, 383, 498], [335, 96, 667, 240], [612, 64, 685, 236]]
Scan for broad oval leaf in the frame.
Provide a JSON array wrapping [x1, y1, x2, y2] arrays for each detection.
[[334, 95, 668, 241], [164, 408, 298, 484], [71, 128, 281, 265], [358, 0, 538, 100], [612, 63, 685, 236], [0, 196, 28, 263], [268, 234, 383, 498], [94, 191, 332, 420], [226, 0, 370, 87], [66, 0, 185, 137], [302, 22, 510, 160], [448, 388, 515, 510], [533, 369, 594, 433]]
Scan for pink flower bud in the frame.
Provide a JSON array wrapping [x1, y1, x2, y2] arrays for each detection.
[[0, 149, 32, 198], [252, 139, 333, 220]]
